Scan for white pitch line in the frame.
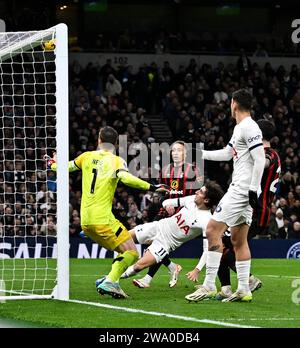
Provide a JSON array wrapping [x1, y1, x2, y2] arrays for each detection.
[[66, 299, 260, 328], [259, 274, 300, 279], [233, 318, 300, 321]]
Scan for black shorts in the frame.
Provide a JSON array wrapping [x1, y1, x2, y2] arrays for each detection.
[[255, 206, 271, 228]]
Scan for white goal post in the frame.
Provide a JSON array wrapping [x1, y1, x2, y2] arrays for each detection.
[[0, 24, 69, 301]]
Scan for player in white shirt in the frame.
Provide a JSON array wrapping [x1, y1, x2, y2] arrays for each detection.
[[121, 182, 224, 280], [185, 89, 265, 303]]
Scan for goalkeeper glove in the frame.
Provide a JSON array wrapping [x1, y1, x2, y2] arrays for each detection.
[[149, 184, 170, 193], [44, 154, 56, 170], [248, 190, 259, 209]]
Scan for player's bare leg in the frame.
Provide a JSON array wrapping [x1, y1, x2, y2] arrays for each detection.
[[121, 249, 157, 282], [185, 219, 227, 302]]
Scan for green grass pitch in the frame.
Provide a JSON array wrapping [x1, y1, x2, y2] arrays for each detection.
[[0, 258, 300, 328]]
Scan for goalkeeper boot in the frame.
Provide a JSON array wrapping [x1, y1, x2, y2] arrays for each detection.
[[215, 286, 233, 301], [185, 285, 217, 302], [97, 277, 128, 299], [222, 290, 252, 303], [132, 278, 150, 288], [249, 275, 262, 292], [169, 264, 182, 288], [95, 276, 106, 288]]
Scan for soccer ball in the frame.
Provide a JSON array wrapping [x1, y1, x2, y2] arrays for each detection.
[[42, 39, 56, 51]]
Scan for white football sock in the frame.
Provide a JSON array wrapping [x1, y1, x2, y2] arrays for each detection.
[[236, 260, 251, 293], [203, 251, 222, 290], [124, 265, 137, 278], [142, 274, 153, 285], [167, 262, 176, 273]]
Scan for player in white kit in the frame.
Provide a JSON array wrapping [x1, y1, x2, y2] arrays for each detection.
[[185, 89, 266, 303], [121, 182, 224, 279]]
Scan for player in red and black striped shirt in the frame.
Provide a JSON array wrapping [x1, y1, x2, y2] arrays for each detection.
[[133, 140, 202, 288], [160, 141, 202, 211], [215, 119, 281, 299], [249, 132, 281, 237]]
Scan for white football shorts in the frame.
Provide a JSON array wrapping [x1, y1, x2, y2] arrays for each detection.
[[213, 188, 253, 227], [134, 221, 170, 263], [147, 239, 169, 263], [134, 221, 159, 245]]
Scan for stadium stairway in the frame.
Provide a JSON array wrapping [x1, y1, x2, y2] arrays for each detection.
[[147, 114, 173, 144]]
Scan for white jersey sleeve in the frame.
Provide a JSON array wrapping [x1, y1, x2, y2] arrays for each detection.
[[229, 117, 265, 194], [242, 121, 263, 152], [162, 195, 195, 208], [242, 124, 265, 191], [202, 142, 233, 162]]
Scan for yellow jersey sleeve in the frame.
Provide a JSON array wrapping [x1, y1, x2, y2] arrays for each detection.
[[50, 161, 80, 172], [74, 152, 89, 170], [114, 156, 128, 173], [114, 155, 150, 191]]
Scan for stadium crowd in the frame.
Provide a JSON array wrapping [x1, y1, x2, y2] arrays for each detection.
[[67, 54, 300, 239], [0, 53, 300, 240]]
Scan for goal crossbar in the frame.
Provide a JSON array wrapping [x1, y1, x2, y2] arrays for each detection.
[[0, 29, 55, 61]]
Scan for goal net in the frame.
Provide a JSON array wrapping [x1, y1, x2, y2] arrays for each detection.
[[0, 24, 69, 300]]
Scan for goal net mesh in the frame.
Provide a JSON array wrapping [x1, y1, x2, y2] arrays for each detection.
[[0, 29, 59, 297]]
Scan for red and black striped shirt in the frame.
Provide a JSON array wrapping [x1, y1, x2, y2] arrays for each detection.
[[257, 147, 281, 227], [162, 162, 202, 199], [155, 162, 202, 219]]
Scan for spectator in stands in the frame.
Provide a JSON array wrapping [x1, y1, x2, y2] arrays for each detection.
[[288, 221, 300, 239], [127, 202, 143, 225], [253, 43, 269, 57], [237, 49, 252, 77], [118, 29, 132, 50], [147, 194, 161, 221], [213, 81, 229, 104], [275, 208, 284, 231], [291, 199, 300, 220], [105, 74, 122, 97], [277, 218, 290, 239]]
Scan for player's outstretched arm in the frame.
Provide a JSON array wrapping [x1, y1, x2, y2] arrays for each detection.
[[116, 169, 169, 193], [202, 144, 233, 162], [186, 252, 208, 282], [44, 153, 80, 172], [162, 195, 195, 208], [186, 237, 208, 282]]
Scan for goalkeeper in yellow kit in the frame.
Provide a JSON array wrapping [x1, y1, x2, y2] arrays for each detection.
[[47, 126, 169, 299]]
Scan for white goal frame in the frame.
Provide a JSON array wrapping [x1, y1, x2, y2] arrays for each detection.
[[0, 23, 69, 301]]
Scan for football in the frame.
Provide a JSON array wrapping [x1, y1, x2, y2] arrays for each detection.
[[42, 39, 56, 51]]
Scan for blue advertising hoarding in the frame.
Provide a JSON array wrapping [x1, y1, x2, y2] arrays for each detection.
[[0, 236, 299, 259]]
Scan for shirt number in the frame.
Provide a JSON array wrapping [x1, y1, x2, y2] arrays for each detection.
[[90, 168, 98, 193]]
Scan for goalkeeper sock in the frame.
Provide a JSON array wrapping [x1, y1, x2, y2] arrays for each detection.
[[107, 250, 139, 283]]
